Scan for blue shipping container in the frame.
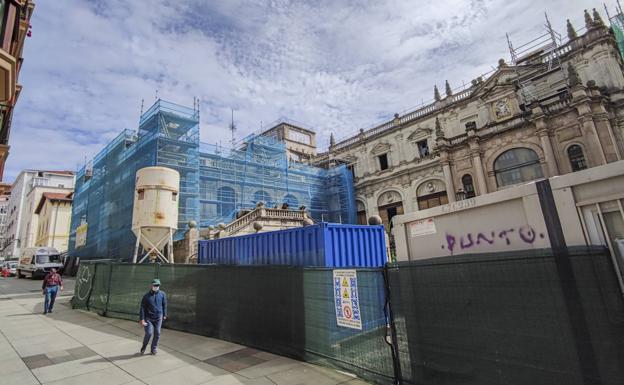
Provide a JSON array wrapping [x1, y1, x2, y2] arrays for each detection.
[[198, 222, 387, 267]]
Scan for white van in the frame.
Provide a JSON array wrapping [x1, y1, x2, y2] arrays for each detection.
[[17, 247, 63, 279]]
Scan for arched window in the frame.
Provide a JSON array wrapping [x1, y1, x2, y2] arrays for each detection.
[[356, 200, 367, 225], [461, 174, 475, 198], [283, 194, 299, 208], [253, 190, 271, 205], [494, 148, 544, 187], [568, 145, 587, 172], [217, 186, 235, 217]]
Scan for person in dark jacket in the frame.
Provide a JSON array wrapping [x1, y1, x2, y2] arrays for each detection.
[[139, 278, 167, 355], [42, 267, 63, 314]]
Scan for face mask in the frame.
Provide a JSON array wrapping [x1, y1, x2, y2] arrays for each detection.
[[152, 286, 160, 292]]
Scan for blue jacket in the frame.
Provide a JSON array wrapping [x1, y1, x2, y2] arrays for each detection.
[[140, 290, 167, 321]]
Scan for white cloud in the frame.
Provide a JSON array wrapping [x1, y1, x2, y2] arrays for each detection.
[[6, 0, 606, 181]]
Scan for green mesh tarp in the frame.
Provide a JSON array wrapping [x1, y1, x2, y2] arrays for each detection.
[[72, 263, 396, 384], [72, 247, 624, 385], [386, 247, 624, 385]]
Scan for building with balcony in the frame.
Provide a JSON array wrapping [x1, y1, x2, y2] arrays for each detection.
[[0, 1, 34, 181], [1, 170, 74, 259], [313, 10, 624, 235]]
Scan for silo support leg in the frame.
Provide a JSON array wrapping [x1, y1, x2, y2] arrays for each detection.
[[168, 229, 174, 264], [132, 232, 141, 264]]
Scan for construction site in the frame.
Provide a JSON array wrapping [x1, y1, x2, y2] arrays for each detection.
[[67, 99, 356, 262]]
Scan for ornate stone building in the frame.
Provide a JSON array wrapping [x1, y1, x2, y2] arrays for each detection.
[[313, 10, 624, 232]]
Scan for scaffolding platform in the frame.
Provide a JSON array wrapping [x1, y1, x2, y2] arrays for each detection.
[[68, 100, 355, 261]]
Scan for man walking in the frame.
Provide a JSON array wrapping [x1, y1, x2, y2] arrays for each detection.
[[42, 267, 63, 314], [139, 278, 167, 355]]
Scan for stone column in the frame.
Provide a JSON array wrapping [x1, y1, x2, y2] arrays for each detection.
[[441, 161, 456, 202], [530, 106, 559, 177], [538, 130, 559, 177], [578, 114, 607, 165], [466, 124, 487, 195], [472, 152, 488, 195], [571, 86, 607, 166]]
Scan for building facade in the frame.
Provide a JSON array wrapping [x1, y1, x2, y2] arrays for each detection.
[[1, 170, 74, 259], [0, 183, 10, 260], [34, 192, 72, 252], [0, 0, 34, 180], [261, 122, 318, 162], [314, 11, 624, 234]]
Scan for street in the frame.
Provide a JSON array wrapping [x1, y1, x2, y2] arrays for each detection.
[[0, 275, 368, 385]]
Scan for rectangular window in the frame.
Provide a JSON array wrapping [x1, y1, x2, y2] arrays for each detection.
[[417, 140, 429, 157], [137, 190, 144, 200], [378, 153, 389, 170], [172, 192, 178, 201]]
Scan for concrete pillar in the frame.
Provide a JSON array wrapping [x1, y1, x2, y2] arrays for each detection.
[[442, 162, 456, 202], [538, 130, 559, 177]]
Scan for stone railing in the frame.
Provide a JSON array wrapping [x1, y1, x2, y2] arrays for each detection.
[[329, 79, 484, 154], [223, 209, 261, 234], [542, 96, 571, 116], [223, 206, 307, 235]]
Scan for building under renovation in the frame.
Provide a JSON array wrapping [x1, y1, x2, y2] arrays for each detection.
[[68, 100, 355, 261]]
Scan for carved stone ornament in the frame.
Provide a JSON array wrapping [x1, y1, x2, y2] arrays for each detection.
[[493, 99, 511, 119], [378, 190, 402, 206]]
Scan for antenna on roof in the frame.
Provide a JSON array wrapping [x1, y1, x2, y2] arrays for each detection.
[[140, 98, 144, 116], [229, 109, 237, 148], [155, 89, 159, 100]]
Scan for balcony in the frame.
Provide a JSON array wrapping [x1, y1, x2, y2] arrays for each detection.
[[0, 48, 16, 103]]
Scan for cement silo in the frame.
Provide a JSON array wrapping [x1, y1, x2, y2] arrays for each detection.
[[131, 167, 180, 263]]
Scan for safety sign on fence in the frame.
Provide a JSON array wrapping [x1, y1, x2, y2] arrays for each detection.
[[333, 269, 362, 330]]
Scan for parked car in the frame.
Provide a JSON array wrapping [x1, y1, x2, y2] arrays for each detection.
[[1, 261, 17, 277], [6, 261, 17, 276], [17, 247, 63, 279]]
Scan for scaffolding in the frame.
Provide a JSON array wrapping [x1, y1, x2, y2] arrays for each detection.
[[68, 100, 200, 261], [506, 13, 568, 105], [69, 99, 355, 261], [199, 134, 355, 226], [609, 2, 624, 60]]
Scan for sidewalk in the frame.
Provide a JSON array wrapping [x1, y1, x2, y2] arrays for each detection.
[[0, 286, 370, 385]]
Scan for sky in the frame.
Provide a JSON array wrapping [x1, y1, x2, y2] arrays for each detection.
[[5, 0, 610, 182]]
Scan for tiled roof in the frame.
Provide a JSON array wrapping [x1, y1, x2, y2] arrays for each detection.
[[35, 192, 73, 214]]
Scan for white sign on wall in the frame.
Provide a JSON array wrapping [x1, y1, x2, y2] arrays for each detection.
[[409, 218, 436, 237], [75, 223, 88, 248], [333, 269, 362, 330]]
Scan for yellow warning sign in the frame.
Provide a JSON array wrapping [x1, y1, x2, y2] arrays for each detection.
[[342, 288, 350, 299], [342, 278, 349, 287]]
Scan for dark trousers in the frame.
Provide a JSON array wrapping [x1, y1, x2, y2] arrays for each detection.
[[142, 318, 163, 352], [44, 285, 58, 313]]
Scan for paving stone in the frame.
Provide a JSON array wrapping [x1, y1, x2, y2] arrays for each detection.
[[42, 366, 136, 385], [66, 345, 97, 359], [21, 353, 54, 369]]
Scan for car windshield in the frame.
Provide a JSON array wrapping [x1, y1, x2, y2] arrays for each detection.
[[36, 254, 61, 264]]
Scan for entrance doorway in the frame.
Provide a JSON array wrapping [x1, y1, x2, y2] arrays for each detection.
[[378, 202, 404, 232]]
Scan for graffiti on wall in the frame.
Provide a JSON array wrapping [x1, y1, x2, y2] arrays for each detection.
[[442, 225, 546, 255]]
